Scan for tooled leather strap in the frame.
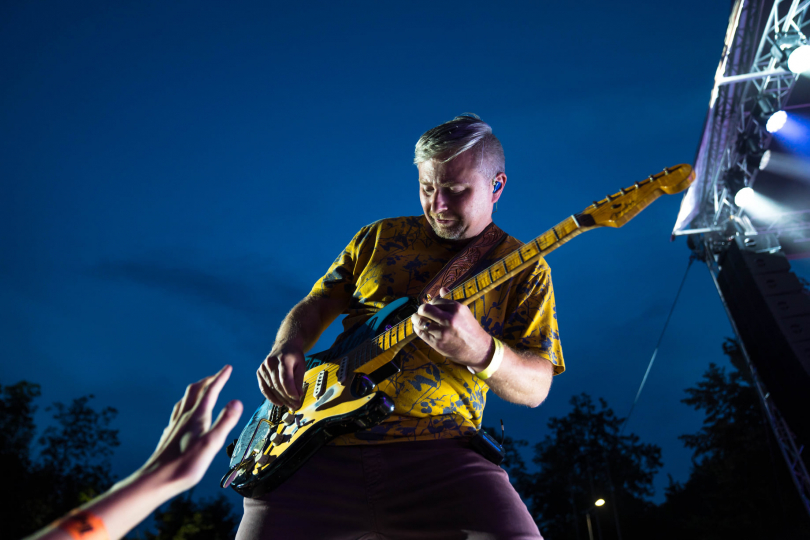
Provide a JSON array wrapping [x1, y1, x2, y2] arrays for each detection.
[[418, 221, 507, 304]]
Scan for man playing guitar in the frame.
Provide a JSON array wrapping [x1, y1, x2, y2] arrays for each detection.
[[238, 114, 564, 539]]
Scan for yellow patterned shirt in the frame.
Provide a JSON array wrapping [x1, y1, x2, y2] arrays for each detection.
[[309, 216, 564, 444]]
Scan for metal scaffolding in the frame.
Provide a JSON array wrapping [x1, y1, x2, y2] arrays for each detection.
[[673, 0, 810, 239], [674, 0, 810, 520]]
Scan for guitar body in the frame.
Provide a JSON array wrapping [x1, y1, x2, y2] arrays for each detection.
[[223, 296, 418, 498]]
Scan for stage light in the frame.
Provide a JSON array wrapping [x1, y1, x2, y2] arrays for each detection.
[[595, 499, 605, 507], [766, 110, 788, 133], [774, 32, 810, 74], [759, 149, 771, 170], [724, 166, 752, 209], [735, 186, 755, 208], [787, 44, 810, 73], [755, 96, 787, 134]]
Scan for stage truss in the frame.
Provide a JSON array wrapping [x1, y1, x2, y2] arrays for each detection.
[[672, 0, 810, 519], [673, 0, 810, 241]]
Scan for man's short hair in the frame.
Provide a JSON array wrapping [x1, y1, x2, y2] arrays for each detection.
[[414, 113, 505, 180]]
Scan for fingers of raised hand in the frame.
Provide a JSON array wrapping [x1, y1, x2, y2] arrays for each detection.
[[176, 398, 243, 487], [170, 400, 182, 423], [178, 373, 215, 421], [197, 365, 233, 420], [207, 399, 243, 449]]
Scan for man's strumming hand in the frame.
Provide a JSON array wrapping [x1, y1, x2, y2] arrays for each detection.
[[258, 341, 306, 410]]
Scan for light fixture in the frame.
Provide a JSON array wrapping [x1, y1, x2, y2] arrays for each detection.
[[787, 44, 810, 74], [724, 166, 752, 208], [755, 96, 787, 134], [774, 32, 810, 74], [595, 499, 605, 507], [758, 149, 771, 171], [766, 110, 787, 133], [735, 187, 755, 208]]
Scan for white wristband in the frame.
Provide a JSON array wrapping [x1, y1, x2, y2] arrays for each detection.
[[469, 338, 504, 380]]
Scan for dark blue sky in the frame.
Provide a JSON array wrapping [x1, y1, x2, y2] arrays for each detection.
[[3, 0, 809, 519]]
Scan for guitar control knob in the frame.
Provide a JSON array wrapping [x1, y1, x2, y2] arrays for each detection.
[[282, 412, 295, 425], [270, 432, 283, 445]]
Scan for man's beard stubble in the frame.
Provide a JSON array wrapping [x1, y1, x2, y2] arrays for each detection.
[[428, 214, 465, 240]]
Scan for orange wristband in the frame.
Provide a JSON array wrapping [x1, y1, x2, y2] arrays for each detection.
[[57, 511, 109, 540]]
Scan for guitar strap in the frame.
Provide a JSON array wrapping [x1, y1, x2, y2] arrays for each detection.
[[418, 220, 508, 304]]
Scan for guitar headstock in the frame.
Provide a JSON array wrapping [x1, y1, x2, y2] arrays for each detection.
[[578, 164, 695, 229]]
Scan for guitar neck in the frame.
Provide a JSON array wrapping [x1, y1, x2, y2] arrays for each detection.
[[347, 213, 597, 368], [449, 212, 596, 307], [336, 165, 694, 376]]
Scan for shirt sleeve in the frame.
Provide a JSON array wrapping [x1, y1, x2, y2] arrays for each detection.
[[308, 223, 377, 303], [499, 259, 565, 375]]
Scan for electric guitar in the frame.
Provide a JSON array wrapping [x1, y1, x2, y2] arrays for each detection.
[[221, 164, 695, 498]]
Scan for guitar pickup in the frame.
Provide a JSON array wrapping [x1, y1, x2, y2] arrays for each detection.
[[336, 356, 350, 384], [313, 370, 328, 398]]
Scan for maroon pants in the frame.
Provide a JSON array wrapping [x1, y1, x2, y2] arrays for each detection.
[[236, 438, 543, 540]]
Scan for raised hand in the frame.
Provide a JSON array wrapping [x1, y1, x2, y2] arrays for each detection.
[[136, 365, 244, 494], [26, 366, 244, 540]]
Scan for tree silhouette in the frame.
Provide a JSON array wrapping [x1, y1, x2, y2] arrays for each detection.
[[0, 381, 120, 537], [519, 393, 662, 540], [656, 339, 810, 539]]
